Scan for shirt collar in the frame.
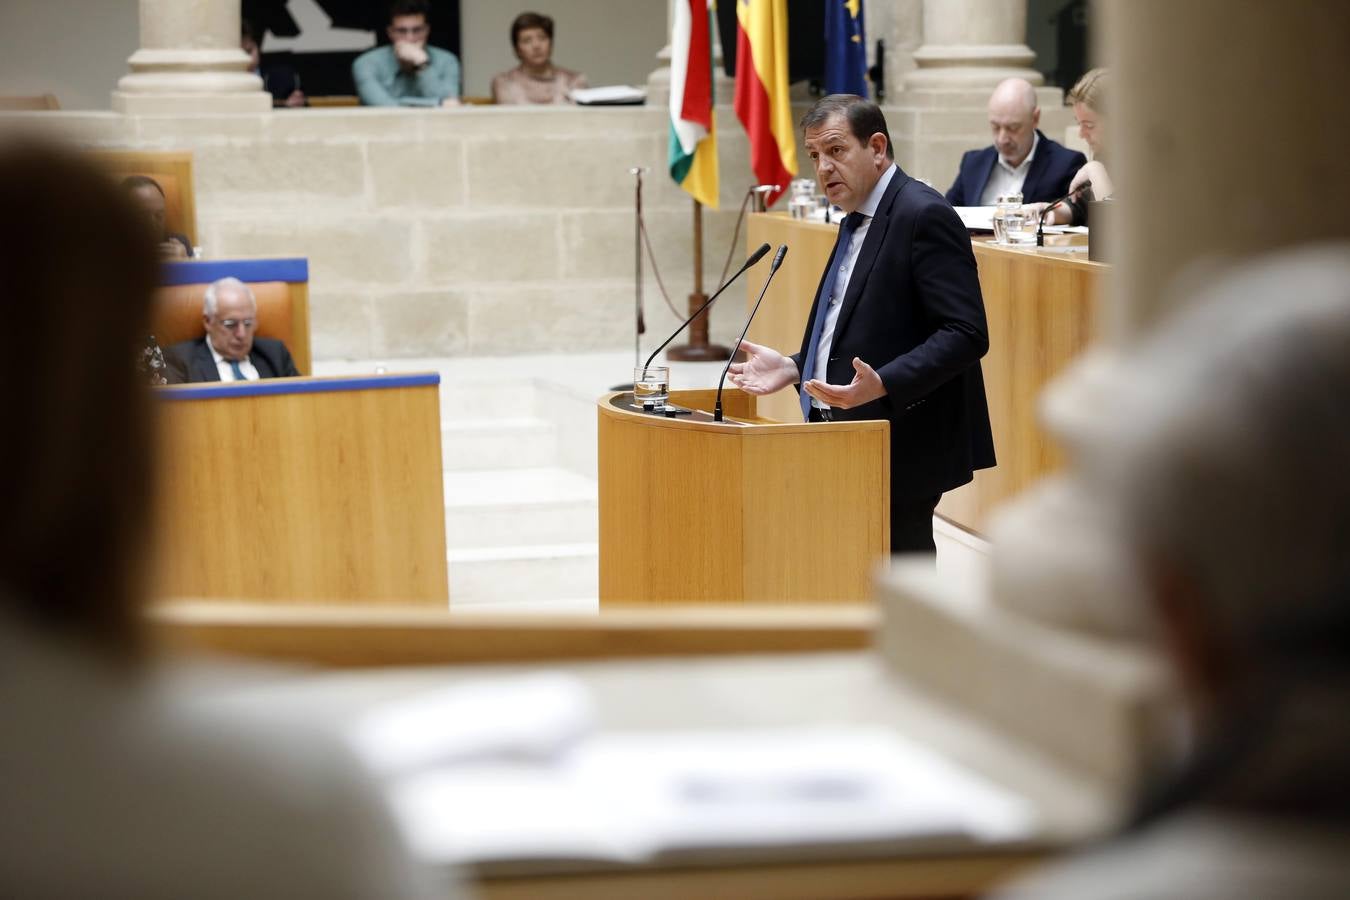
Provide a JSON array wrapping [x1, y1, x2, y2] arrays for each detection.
[[857, 163, 897, 220], [998, 130, 1040, 174], [205, 334, 242, 365]]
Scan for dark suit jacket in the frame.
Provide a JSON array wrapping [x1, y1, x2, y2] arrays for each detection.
[[944, 130, 1087, 206], [792, 166, 996, 501], [167, 336, 300, 384]]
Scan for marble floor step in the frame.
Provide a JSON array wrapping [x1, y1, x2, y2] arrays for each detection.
[[441, 416, 557, 470], [447, 542, 598, 608], [438, 380, 539, 421], [443, 467, 598, 548]]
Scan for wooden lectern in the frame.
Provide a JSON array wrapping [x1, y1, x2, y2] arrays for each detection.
[[599, 389, 889, 606]]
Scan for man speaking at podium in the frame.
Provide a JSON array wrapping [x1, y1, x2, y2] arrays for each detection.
[[729, 95, 995, 554]]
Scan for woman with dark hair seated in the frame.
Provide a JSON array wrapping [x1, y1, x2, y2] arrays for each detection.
[[491, 11, 588, 105]]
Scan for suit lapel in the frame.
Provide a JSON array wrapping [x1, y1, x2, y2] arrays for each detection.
[[973, 149, 997, 204], [1021, 130, 1049, 200], [192, 340, 220, 382], [250, 345, 273, 379], [830, 168, 907, 351]]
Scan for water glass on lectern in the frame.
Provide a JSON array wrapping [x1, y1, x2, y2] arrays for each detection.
[[633, 366, 670, 409]]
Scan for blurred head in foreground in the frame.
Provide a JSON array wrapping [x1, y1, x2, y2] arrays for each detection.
[[0, 141, 160, 663], [999, 245, 1350, 898], [0, 141, 443, 899]]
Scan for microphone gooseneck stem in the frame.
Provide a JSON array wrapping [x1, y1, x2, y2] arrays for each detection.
[[715, 245, 788, 422], [640, 243, 770, 377], [1037, 179, 1091, 246]]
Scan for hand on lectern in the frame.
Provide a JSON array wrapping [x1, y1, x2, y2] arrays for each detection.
[[727, 340, 798, 395], [803, 357, 886, 409]]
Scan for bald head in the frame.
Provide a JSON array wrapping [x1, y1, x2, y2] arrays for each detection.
[[988, 78, 1040, 167]]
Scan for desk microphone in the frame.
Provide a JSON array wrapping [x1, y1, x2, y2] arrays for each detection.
[[639, 242, 771, 377], [1036, 179, 1091, 246], [714, 244, 787, 422]]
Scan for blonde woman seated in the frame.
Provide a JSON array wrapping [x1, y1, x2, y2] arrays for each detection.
[[1031, 68, 1114, 226], [491, 12, 588, 105]]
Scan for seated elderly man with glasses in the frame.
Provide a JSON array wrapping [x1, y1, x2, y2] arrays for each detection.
[[167, 277, 300, 383], [353, 0, 461, 108]]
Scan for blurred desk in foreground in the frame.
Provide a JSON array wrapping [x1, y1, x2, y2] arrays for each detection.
[[149, 603, 876, 667], [200, 649, 1107, 899], [745, 213, 1106, 533], [154, 373, 448, 606]]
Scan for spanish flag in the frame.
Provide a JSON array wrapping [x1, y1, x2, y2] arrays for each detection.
[[669, 0, 719, 209], [733, 0, 796, 206]]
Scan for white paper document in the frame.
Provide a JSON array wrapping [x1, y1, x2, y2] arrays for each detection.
[[344, 674, 595, 777], [570, 85, 647, 105], [384, 726, 1036, 866], [953, 206, 996, 232]]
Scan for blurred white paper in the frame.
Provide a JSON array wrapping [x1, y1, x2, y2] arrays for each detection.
[[954, 206, 996, 231], [344, 673, 595, 777], [570, 85, 647, 105], [387, 726, 1035, 866]]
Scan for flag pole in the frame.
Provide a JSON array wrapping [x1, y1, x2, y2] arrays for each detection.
[[668, 196, 735, 361]]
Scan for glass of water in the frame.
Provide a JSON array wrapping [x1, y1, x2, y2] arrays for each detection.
[[633, 366, 670, 409], [993, 192, 1023, 244], [1004, 207, 1036, 244]]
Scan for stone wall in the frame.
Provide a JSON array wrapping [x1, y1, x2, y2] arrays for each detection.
[[4, 97, 1072, 361]]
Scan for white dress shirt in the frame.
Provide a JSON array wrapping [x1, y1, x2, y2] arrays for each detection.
[[809, 163, 898, 408], [978, 130, 1040, 206], [207, 334, 260, 382]]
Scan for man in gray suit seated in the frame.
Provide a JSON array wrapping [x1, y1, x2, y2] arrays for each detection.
[[168, 276, 300, 383]]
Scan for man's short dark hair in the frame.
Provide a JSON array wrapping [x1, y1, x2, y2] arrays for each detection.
[[800, 94, 894, 160], [510, 12, 555, 46], [120, 175, 165, 197], [389, 0, 431, 23], [241, 17, 260, 46]]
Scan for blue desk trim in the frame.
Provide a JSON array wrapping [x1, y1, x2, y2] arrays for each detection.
[[161, 258, 309, 286], [160, 373, 439, 401]]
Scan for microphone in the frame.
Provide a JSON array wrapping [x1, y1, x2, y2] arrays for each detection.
[[1036, 179, 1092, 246], [714, 244, 788, 422], [639, 242, 771, 376]]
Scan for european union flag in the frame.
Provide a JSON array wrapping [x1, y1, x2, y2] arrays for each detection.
[[824, 0, 868, 96]]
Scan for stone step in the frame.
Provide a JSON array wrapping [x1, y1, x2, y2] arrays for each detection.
[[447, 542, 598, 608], [443, 467, 598, 548], [438, 379, 540, 421], [441, 416, 557, 470]]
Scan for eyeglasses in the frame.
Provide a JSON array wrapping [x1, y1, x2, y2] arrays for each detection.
[[216, 318, 256, 332], [390, 24, 429, 37]]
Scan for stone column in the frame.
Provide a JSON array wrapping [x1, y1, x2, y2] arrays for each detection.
[[904, 0, 1042, 89], [112, 0, 268, 114], [1099, 0, 1350, 340], [862, 0, 924, 101]]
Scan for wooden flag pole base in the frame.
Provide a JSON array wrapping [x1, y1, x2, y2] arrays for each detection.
[[667, 197, 744, 362]]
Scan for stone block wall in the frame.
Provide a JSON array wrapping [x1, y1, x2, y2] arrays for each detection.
[[3, 96, 1072, 361]]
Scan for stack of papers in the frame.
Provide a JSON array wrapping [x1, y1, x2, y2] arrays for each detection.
[[343, 675, 1036, 868]]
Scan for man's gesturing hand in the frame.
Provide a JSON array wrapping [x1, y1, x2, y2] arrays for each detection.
[[803, 357, 887, 409], [727, 340, 798, 395]]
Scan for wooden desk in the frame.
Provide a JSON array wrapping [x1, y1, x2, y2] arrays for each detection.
[[153, 373, 448, 606], [149, 603, 876, 667], [745, 214, 1106, 533], [941, 242, 1104, 531]]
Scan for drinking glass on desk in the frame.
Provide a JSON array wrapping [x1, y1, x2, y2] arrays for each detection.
[[633, 366, 670, 409], [1005, 207, 1037, 244], [992, 191, 1023, 244]]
